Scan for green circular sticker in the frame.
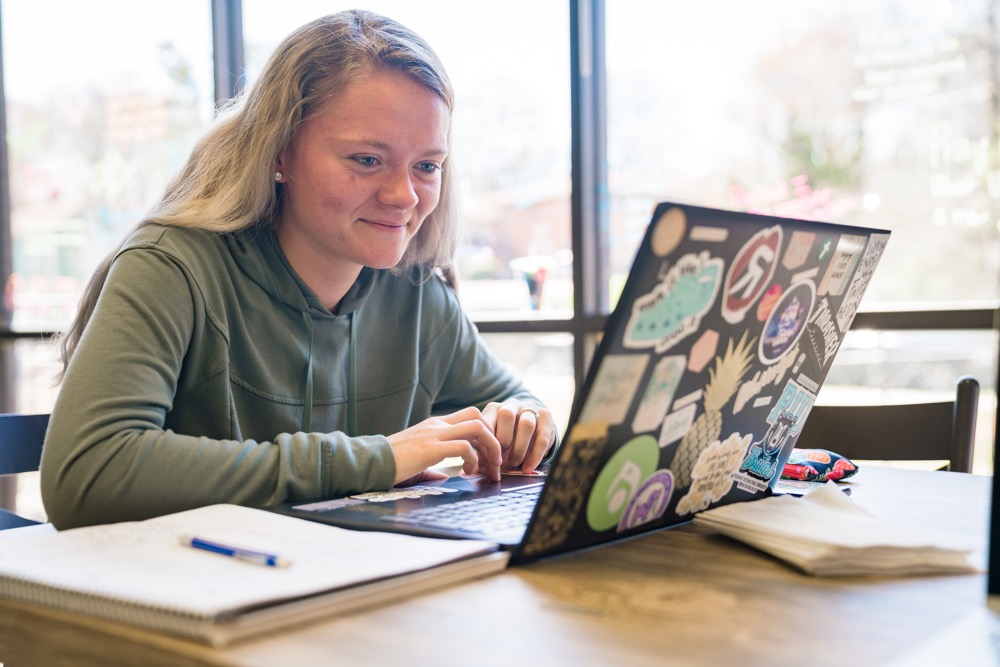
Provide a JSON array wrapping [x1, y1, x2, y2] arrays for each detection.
[[586, 435, 660, 532]]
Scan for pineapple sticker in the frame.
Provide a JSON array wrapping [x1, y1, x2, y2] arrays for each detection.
[[672, 330, 756, 489]]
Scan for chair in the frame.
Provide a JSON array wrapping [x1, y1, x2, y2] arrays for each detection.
[[795, 376, 979, 473], [0, 413, 50, 529]]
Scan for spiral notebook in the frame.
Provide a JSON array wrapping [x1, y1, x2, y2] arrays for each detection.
[[0, 504, 507, 646]]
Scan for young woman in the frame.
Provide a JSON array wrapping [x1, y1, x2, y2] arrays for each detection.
[[41, 10, 555, 529]]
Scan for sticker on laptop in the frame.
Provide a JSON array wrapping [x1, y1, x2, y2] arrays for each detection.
[[782, 230, 816, 270], [675, 432, 751, 516], [658, 401, 698, 448], [817, 235, 835, 262], [651, 206, 687, 257], [577, 354, 649, 426], [759, 280, 814, 364], [767, 377, 816, 435], [733, 412, 796, 493], [623, 251, 724, 354], [817, 233, 866, 296], [722, 225, 782, 325], [732, 378, 816, 494], [618, 469, 674, 531], [733, 344, 799, 415], [632, 355, 686, 433], [836, 233, 889, 331], [688, 329, 719, 373], [670, 330, 756, 489], [501, 468, 548, 477], [690, 226, 729, 243], [585, 434, 660, 532], [756, 283, 783, 322], [801, 297, 844, 376], [521, 423, 607, 558], [349, 486, 460, 503], [292, 497, 366, 512]]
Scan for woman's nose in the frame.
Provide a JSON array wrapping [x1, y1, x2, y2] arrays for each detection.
[[378, 169, 419, 209]]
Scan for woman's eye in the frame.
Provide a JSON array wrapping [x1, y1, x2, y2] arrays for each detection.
[[416, 162, 441, 174], [353, 156, 379, 167]]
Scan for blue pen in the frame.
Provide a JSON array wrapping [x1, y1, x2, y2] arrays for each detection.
[[181, 535, 292, 568]]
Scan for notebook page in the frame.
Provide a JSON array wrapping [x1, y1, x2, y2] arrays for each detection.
[[0, 504, 499, 617]]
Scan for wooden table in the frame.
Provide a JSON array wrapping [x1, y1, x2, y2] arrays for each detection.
[[0, 466, 996, 667]]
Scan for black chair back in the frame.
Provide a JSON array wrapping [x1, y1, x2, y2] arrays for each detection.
[[797, 376, 979, 473]]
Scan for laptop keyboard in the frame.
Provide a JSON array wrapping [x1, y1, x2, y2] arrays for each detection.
[[382, 483, 543, 535]]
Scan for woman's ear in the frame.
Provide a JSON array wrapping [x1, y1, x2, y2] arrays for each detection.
[[274, 151, 288, 180]]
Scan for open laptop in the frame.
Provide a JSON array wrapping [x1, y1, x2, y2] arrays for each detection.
[[272, 201, 890, 565]]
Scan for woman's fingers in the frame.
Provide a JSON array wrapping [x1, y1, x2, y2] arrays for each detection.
[[387, 410, 501, 484], [482, 401, 519, 447], [519, 419, 556, 474], [437, 405, 491, 427], [502, 407, 536, 469], [439, 420, 502, 477], [483, 400, 555, 472], [386, 401, 557, 486]]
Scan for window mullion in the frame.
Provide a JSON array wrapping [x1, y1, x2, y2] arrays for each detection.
[[212, 0, 245, 106], [570, 0, 608, 392]]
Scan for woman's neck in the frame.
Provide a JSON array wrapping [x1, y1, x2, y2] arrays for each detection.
[[274, 227, 363, 313]]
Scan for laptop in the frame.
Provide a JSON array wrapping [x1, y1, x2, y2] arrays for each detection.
[[272, 201, 891, 565]]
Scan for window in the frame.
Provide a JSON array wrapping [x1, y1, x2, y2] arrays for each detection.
[[606, 1, 999, 305], [605, 0, 999, 469], [2, 0, 215, 411]]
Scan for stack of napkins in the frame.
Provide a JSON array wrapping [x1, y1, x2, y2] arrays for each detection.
[[693, 482, 978, 576]]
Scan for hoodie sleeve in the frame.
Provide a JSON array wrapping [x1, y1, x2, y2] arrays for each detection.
[[40, 242, 395, 530], [417, 276, 561, 464], [421, 274, 543, 412]]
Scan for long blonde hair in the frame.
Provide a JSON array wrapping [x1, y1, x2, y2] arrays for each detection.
[[58, 10, 458, 377]]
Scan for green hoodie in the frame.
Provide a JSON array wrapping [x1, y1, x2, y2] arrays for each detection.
[[41, 223, 538, 529]]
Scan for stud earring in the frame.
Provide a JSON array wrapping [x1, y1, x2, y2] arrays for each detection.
[[274, 172, 282, 182]]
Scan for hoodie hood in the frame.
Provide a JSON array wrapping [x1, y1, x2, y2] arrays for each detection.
[[226, 224, 370, 434], [226, 225, 378, 317]]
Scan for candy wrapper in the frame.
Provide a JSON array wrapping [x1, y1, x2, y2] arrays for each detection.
[[781, 448, 858, 483]]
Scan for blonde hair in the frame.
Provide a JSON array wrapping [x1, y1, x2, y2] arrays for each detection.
[[58, 10, 458, 377]]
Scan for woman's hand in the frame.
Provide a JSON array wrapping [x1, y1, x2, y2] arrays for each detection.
[[481, 400, 556, 474], [387, 407, 502, 484]]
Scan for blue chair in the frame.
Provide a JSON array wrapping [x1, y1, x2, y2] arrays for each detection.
[[0, 413, 50, 530]]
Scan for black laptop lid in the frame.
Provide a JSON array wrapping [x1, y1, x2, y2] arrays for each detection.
[[515, 202, 890, 563]]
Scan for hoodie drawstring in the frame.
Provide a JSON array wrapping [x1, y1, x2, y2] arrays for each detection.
[[301, 312, 314, 433], [348, 311, 357, 438]]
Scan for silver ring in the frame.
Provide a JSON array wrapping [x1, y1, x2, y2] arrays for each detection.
[[517, 408, 541, 424]]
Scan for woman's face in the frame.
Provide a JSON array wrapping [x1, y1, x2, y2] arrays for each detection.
[[275, 67, 450, 287]]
